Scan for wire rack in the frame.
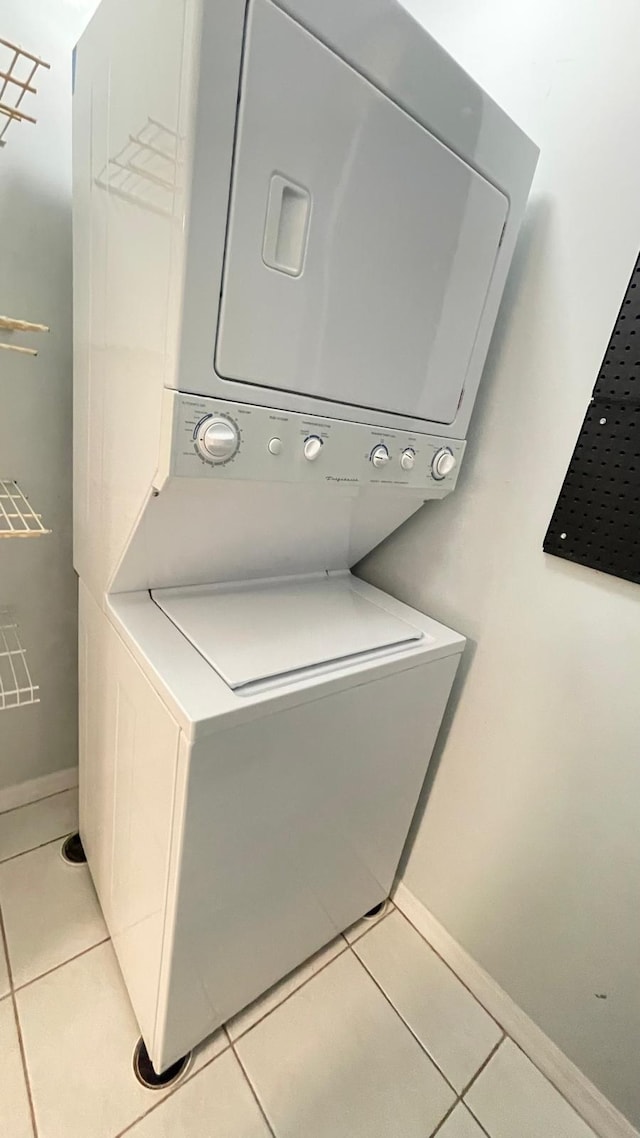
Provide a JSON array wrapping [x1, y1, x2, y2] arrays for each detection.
[[0, 480, 50, 537], [0, 36, 50, 148], [0, 313, 49, 356], [0, 611, 39, 710]]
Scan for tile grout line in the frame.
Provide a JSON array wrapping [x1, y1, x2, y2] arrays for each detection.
[[395, 901, 606, 1136], [0, 785, 77, 819], [0, 904, 39, 1138], [393, 904, 505, 1034], [463, 1100, 494, 1137], [427, 1033, 506, 1138], [0, 807, 513, 1138], [13, 935, 111, 994], [429, 1096, 463, 1137], [228, 901, 465, 1130], [350, 932, 511, 1134], [2, 873, 504, 1138], [231, 1036, 278, 1138], [0, 830, 106, 993], [504, 1033, 607, 1135], [228, 937, 352, 1043], [226, 907, 396, 1046], [458, 1034, 507, 1138], [0, 901, 384, 1135], [0, 829, 77, 867], [348, 941, 461, 1101], [458, 1032, 506, 1099], [111, 1036, 233, 1138], [112, 910, 396, 1134]]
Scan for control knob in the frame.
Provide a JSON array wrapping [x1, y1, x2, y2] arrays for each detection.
[[195, 416, 240, 464], [371, 444, 390, 469], [304, 435, 323, 461], [432, 448, 456, 480], [400, 448, 416, 471]]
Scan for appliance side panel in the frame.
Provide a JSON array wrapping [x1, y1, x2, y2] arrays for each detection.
[[176, 0, 246, 394], [78, 582, 109, 893], [72, 0, 201, 601], [153, 653, 460, 1068], [79, 582, 181, 1052], [72, 2, 107, 591]]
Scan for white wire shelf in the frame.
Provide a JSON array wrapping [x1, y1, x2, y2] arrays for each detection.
[[0, 613, 39, 710], [0, 36, 50, 148], [0, 313, 49, 356], [0, 480, 51, 537]]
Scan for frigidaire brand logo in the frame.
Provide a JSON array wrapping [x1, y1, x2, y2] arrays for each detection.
[[326, 476, 359, 483]]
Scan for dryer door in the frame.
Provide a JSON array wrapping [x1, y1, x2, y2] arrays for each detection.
[[215, 0, 508, 425]]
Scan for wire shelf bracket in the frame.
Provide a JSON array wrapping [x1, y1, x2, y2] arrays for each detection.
[[0, 36, 50, 148], [0, 612, 39, 710], [0, 480, 51, 537]]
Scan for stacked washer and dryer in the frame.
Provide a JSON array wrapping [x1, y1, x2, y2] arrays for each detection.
[[72, 0, 537, 1075]]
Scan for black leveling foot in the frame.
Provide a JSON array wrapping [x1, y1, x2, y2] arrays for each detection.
[[133, 1038, 191, 1090], [61, 832, 87, 865]]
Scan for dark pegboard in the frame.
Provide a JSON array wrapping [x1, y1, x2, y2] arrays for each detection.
[[545, 254, 640, 585], [593, 254, 640, 405], [544, 402, 640, 583]]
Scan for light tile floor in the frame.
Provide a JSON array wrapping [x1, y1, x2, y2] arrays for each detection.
[[0, 789, 599, 1138]]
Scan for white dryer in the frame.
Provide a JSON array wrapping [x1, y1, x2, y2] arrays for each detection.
[[73, 0, 538, 1074]]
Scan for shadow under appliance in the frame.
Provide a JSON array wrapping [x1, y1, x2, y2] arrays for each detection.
[[73, 0, 538, 1072]]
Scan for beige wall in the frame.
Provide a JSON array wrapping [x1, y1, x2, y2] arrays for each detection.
[[362, 0, 640, 1127], [0, 1, 97, 794]]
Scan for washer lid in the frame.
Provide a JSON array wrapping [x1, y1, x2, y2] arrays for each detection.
[[151, 575, 422, 689]]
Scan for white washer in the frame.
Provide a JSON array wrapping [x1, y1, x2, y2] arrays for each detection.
[[81, 573, 464, 1072]]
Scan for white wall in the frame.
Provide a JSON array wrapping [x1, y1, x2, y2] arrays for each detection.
[[361, 0, 640, 1126], [0, 0, 97, 794]]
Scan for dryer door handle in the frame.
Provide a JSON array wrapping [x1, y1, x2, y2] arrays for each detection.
[[262, 174, 311, 277]]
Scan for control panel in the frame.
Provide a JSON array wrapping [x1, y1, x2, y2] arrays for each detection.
[[165, 393, 465, 493]]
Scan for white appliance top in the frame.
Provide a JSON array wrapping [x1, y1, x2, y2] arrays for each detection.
[[151, 574, 423, 690]]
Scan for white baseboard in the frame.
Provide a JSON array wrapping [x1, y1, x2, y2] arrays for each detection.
[[0, 766, 78, 815], [393, 882, 638, 1138]]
